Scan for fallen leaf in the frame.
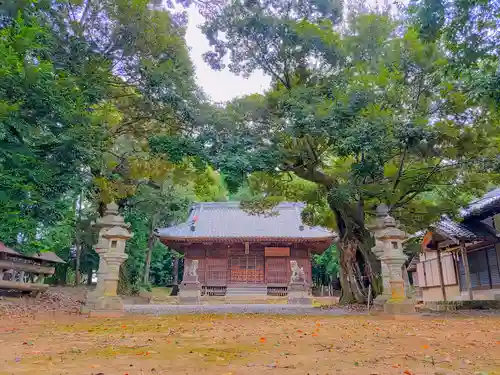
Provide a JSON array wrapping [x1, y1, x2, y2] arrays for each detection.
[[422, 345, 429, 349]]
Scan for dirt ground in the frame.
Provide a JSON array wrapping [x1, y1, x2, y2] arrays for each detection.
[[0, 313, 499, 375]]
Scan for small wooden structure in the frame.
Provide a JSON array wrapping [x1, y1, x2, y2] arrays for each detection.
[[416, 188, 500, 302], [0, 242, 65, 295], [156, 202, 335, 296]]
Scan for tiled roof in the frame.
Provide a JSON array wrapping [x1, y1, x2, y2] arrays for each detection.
[[461, 188, 500, 219], [155, 202, 335, 241], [430, 216, 495, 241], [431, 217, 480, 240]]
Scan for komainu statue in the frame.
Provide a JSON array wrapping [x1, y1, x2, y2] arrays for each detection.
[[187, 259, 199, 277], [290, 260, 306, 283]]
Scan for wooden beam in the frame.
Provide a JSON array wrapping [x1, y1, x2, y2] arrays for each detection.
[[0, 280, 49, 292], [0, 260, 55, 275], [460, 240, 473, 301], [436, 248, 447, 301]]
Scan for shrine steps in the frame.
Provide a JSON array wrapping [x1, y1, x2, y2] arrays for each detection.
[[225, 286, 268, 296]]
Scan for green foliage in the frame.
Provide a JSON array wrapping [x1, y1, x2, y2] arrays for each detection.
[[0, 11, 108, 243], [198, 0, 500, 302], [0, 0, 206, 289], [312, 245, 339, 285], [2, 0, 499, 303]]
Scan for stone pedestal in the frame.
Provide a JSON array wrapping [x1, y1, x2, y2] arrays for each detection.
[[371, 244, 391, 307], [288, 282, 311, 305], [384, 298, 416, 314], [287, 260, 311, 305], [82, 202, 132, 317], [179, 260, 201, 304]]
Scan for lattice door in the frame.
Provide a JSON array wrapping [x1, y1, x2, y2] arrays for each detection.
[[229, 255, 264, 283], [206, 258, 228, 285], [229, 256, 247, 283], [266, 258, 289, 284], [246, 255, 265, 284]]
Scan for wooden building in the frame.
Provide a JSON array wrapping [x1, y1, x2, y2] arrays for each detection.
[[415, 189, 500, 302], [0, 241, 65, 294], [156, 202, 335, 296]]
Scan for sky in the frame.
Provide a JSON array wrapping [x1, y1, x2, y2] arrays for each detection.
[[184, 7, 271, 103]]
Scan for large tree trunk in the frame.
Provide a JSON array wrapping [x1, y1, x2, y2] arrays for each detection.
[[329, 198, 382, 304]]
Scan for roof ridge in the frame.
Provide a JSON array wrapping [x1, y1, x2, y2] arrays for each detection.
[[193, 201, 306, 209]]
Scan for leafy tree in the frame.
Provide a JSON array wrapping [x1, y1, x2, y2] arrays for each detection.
[[409, 0, 499, 112], [0, 9, 109, 246], [1, 0, 206, 289], [312, 245, 339, 288], [194, 2, 500, 302]]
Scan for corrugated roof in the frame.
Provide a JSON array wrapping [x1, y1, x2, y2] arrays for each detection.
[[156, 202, 334, 240], [461, 188, 500, 219], [0, 242, 65, 263], [31, 251, 66, 264], [0, 242, 21, 255]]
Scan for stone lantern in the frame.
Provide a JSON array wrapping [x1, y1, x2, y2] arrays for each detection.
[[369, 204, 409, 306], [82, 202, 132, 316]]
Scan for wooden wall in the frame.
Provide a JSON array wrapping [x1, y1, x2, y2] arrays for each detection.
[[184, 243, 312, 286]]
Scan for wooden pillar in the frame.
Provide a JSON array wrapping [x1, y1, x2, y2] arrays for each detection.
[[436, 248, 447, 301], [460, 240, 473, 301], [172, 256, 179, 285]]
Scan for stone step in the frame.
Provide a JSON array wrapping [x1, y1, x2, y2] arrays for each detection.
[[226, 287, 267, 296]]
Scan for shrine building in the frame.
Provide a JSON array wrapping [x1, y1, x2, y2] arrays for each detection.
[[156, 202, 335, 296]]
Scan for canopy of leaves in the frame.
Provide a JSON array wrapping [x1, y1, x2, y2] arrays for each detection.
[[198, 5, 500, 233]]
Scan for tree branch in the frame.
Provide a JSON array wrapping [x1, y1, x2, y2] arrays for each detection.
[[392, 145, 408, 192], [283, 162, 336, 187], [79, 0, 93, 26], [391, 159, 443, 209]]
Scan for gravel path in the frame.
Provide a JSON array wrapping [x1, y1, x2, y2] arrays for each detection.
[[125, 303, 362, 315]]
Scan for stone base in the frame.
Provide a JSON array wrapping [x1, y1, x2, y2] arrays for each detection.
[[82, 294, 124, 315], [373, 294, 391, 308], [179, 281, 201, 305], [288, 282, 311, 305], [384, 299, 416, 314]]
